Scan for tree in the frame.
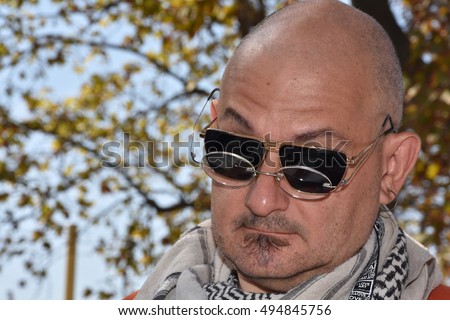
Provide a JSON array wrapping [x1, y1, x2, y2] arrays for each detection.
[[352, 0, 450, 278], [0, 0, 448, 299]]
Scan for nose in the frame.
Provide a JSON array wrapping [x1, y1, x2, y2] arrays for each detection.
[[244, 151, 290, 217]]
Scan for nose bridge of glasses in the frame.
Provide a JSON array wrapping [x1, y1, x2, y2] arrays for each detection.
[[263, 140, 279, 151], [254, 169, 282, 179], [259, 140, 283, 171]]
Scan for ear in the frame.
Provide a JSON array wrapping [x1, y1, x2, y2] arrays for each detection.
[[379, 131, 421, 205], [210, 99, 218, 120]]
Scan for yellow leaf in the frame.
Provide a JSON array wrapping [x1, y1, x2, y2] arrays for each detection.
[[73, 65, 84, 74], [131, 228, 149, 239], [130, 229, 142, 239], [75, 121, 87, 132], [52, 139, 62, 152], [125, 101, 133, 112], [56, 122, 72, 138], [0, 43, 10, 56], [32, 230, 44, 241], [99, 17, 110, 27], [140, 254, 153, 266], [39, 205, 52, 224], [64, 165, 73, 176], [40, 160, 49, 171], [425, 163, 440, 180]]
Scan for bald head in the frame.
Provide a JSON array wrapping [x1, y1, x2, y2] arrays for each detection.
[[222, 0, 403, 127]]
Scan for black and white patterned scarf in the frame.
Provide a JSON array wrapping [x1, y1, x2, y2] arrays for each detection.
[[203, 270, 274, 300]]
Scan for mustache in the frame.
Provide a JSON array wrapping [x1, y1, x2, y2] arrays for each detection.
[[243, 233, 290, 249], [233, 212, 304, 235]]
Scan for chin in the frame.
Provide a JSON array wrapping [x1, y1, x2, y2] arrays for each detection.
[[222, 243, 306, 280]]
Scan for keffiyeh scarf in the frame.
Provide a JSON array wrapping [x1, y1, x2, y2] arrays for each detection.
[[136, 209, 442, 300]]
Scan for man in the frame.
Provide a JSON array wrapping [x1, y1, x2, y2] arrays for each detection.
[[134, 0, 449, 299]]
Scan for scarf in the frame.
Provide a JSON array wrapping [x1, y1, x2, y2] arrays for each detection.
[[136, 209, 442, 300]]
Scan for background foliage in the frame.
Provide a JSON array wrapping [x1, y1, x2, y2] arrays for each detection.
[[0, 0, 448, 299]]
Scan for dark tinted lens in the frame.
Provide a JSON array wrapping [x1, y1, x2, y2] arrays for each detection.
[[282, 167, 333, 193], [279, 145, 347, 187], [204, 152, 255, 180], [204, 130, 264, 168]]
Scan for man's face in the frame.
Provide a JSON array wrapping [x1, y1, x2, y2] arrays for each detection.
[[210, 41, 384, 293]]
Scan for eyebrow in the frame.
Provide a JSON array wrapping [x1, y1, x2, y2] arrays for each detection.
[[293, 129, 349, 145], [221, 107, 254, 132], [220, 106, 350, 144]]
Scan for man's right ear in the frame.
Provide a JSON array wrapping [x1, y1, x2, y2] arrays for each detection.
[[210, 99, 218, 120]]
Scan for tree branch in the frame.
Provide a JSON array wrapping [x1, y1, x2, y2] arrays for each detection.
[[235, 0, 266, 37], [29, 34, 187, 84], [9, 117, 194, 214], [352, 0, 410, 68]]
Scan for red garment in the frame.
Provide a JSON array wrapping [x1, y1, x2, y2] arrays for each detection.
[[123, 290, 139, 300], [428, 285, 450, 300]]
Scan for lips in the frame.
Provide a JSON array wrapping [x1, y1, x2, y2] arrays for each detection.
[[233, 212, 304, 239], [242, 230, 291, 250], [243, 225, 293, 236]]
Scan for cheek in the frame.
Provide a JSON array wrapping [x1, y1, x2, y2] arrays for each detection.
[[211, 185, 245, 226], [300, 189, 377, 261], [300, 202, 343, 246], [210, 185, 249, 255]]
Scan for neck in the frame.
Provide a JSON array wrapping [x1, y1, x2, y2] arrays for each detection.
[[237, 266, 333, 294]]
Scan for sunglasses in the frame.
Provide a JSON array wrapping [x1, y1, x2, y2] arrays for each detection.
[[190, 89, 396, 199]]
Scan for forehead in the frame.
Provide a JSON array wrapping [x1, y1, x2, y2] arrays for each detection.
[[218, 65, 373, 143], [217, 40, 382, 142]]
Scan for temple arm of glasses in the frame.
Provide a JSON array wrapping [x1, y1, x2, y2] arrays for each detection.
[[192, 88, 220, 132], [341, 124, 396, 187], [347, 140, 378, 166], [341, 141, 377, 186], [382, 114, 397, 135], [189, 88, 220, 163], [347, 114, 396, 166], [188, 132, 201, 164]]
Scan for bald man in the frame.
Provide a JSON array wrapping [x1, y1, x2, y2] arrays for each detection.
[[135, 0, 448, 299]]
